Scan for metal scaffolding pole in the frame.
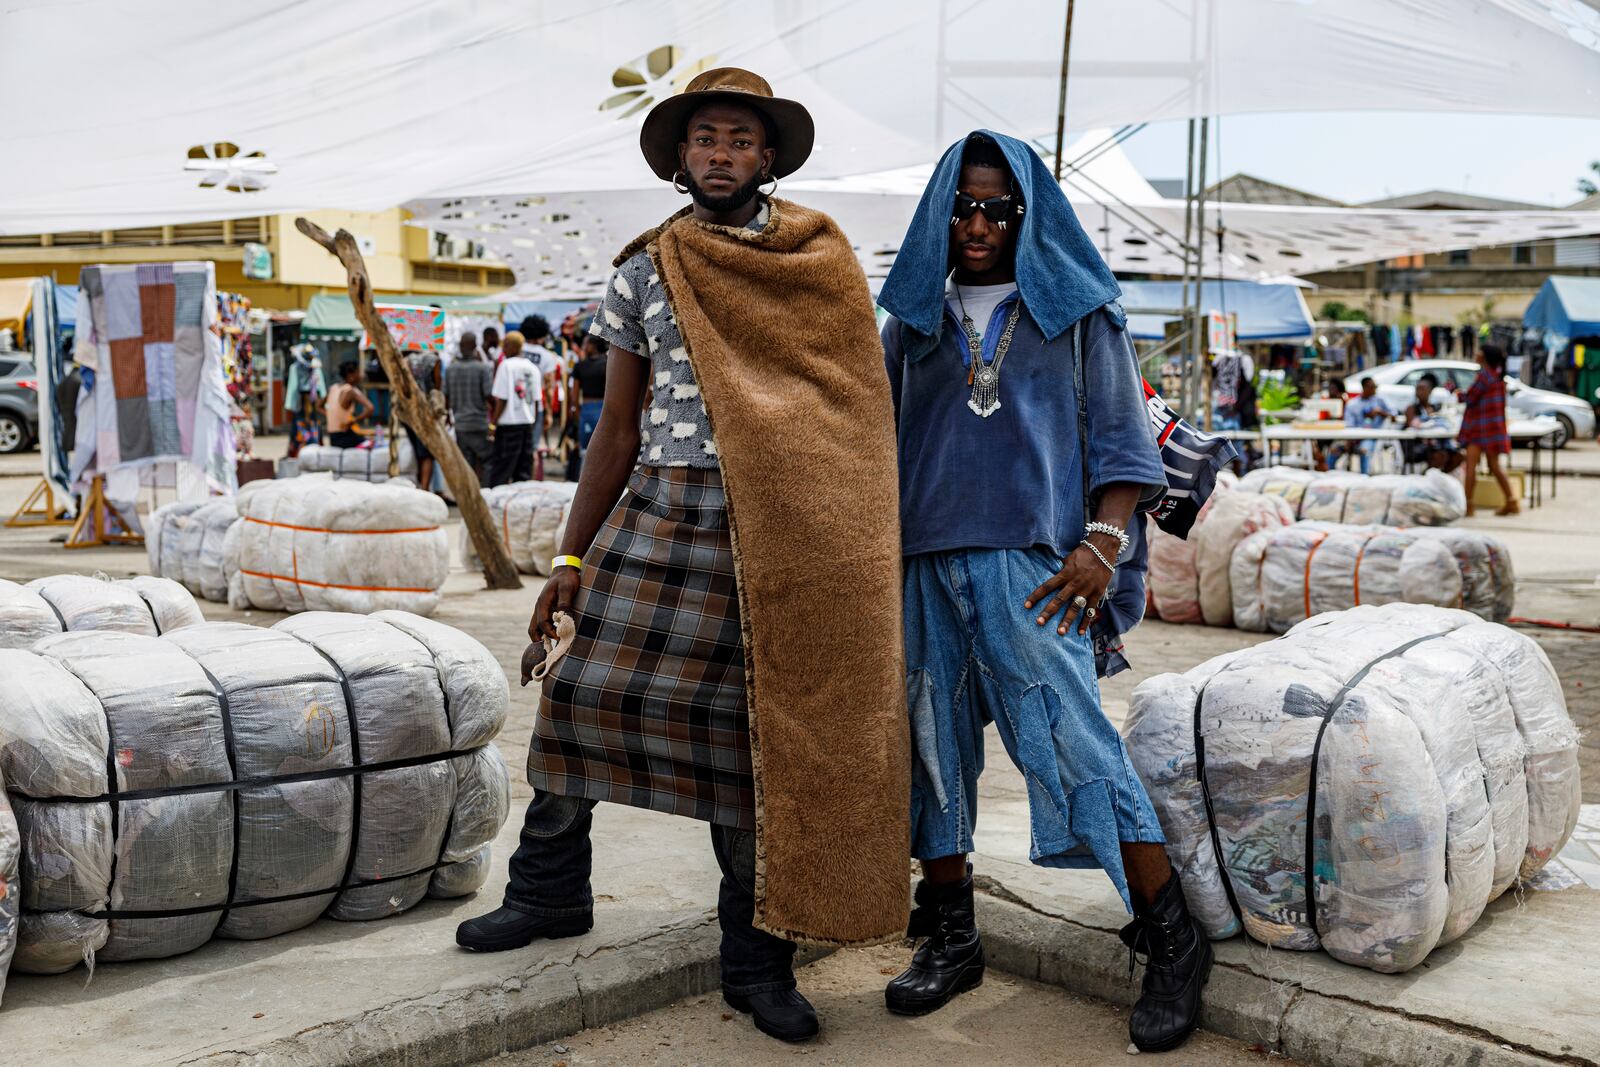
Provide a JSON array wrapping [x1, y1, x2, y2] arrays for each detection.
[[1052, 0, 1077, 181], [1190, 115, 1210, 426], [1177, 118, 1197, 417]]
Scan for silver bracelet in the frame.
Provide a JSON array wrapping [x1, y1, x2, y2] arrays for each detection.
[[1085, 520, 1130, 559], [1082, 539, 1117, 575]]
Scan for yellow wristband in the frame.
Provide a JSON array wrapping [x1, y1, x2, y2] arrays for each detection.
[[551, 555, 583, 573]]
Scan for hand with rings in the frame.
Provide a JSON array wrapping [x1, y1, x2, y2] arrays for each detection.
[[1025, 549, 1115, 638]]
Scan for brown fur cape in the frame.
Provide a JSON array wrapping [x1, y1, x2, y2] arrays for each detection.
[[616, 198, 910, 945]]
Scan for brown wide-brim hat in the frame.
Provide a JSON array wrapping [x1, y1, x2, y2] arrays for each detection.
[[639, 66, 815, 181]]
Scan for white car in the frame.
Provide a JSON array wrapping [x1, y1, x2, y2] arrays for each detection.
[[1357, 359, 1595, 448]]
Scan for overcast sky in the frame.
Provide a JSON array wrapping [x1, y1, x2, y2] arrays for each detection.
[[1118, 112, 1600, 207]]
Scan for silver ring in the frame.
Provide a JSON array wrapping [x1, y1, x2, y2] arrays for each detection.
[[1085, 607, 1098, 620], [1071, 595, 1088, 609]]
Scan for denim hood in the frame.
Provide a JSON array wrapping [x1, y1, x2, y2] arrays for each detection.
[[876, 129, 1121, 344]]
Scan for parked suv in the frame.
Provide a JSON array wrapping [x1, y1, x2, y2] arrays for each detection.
[[0, 354, 38, 454], [1360, 359, 1595, 449]]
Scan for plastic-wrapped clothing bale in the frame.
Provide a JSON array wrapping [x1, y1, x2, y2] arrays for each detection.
[[2, 575, 203, 649], [1148, 521, 1203, 624], [0, 785, 17, 1006], [0, 612, 509, 975], [461, 481, 578, 576], [1191, 492, 1296, 627], [294, 438, 416, 483], [1229, 522, 1514, 634], [147, 499, 203, 579], [149, 498, 241, 603], [1125, 603, 1579, 973], [1147, 488, 1294, 627], [228, 474, 449, 616], [0, 581, 65, 651], [1236, 466, 1465, 526]]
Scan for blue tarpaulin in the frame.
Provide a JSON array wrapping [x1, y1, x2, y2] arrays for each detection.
[[54, 284, 77, 332], [1523, 275, 1600, 339], [1119, 280, 1314, 342]]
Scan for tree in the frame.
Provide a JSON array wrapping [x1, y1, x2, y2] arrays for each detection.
[[1580, 161, 1600, 197], [295, 217, 523, 592]]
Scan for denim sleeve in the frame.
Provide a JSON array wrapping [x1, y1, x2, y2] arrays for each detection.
[[881, 317, 904, 427], [1082, 308, 1166, 503]]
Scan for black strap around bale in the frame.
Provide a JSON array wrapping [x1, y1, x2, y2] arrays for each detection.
[[38, 591, 68, 631], [134, 591, 164, 636], [1194, 628, 1456, 940], [24, 628, 482, 924]]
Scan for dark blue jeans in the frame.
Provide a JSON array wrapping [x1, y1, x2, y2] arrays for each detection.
[[503, 792, 796, 996]]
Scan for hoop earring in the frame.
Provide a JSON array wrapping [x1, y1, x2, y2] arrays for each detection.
[[759, 173, 779, 197], [672, 170, 690, 195]]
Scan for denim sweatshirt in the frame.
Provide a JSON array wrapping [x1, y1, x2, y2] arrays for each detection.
[[883, 296, 1166, 558]]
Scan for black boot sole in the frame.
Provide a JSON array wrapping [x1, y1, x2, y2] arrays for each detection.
[[722, 991, 820, 1043], [1130, 939, 1214, 1053], [884, 960, 985, 1016], [455, 914, 593, 953]]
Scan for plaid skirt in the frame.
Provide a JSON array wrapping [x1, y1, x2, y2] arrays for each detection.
[[528, 466, 755, 829]]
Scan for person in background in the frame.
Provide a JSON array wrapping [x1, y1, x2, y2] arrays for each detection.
[[1461, 343, 1519, 516], [445, 330, 494, 483], [1209, 348, 1254, 431], [1330, 376, 1395, 473], [488, 331, 540, 486], [520, 314, 565, 450], [565, 333, 609, 482], [406, 345, 443, 494], [1402, 372, 1462, 473], [482, 326, 502, 367], [326, 360, 372, 449]]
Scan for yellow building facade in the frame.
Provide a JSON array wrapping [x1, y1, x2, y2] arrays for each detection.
[[0, 209, 512, 311]]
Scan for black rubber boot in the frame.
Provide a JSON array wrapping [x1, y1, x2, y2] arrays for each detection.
[[884, 867, 984, 1016], [723, 988, 820, 1043], [455, 905, 592, 952], [1119, 872, 1212, 1052]]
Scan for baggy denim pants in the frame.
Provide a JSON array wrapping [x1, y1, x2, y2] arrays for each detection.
[[904, 547, 1165, 910], [503, 793, 797, 996]]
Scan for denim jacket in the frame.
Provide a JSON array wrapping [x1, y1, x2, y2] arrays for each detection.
[[883, 298, 1167, 559]]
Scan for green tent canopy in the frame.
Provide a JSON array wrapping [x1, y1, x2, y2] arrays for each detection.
[[299, 292, 504, 338]]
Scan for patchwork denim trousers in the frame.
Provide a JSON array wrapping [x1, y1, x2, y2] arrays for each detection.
[[903, 547, 1165, 910]]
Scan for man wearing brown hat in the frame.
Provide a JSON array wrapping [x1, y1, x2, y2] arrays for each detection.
[[456, 68, 910, 1045]]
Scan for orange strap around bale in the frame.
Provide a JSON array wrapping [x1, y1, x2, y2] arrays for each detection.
[[1350, 531, 1376, 606], [237, 568, 437, 595], [243, 517, 440, 535], [1302, 531, 1330, 620]]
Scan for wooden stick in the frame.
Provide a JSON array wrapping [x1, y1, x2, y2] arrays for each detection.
[[294, 217, 523, 592]]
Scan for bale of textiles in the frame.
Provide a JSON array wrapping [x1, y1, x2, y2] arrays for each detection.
[[147, 498, 241, 603], [0, 610, 510, 975], [0, 787, 16, 1006], [1148, 487, 1294, 627], [1, 575, 203, 650], [1125, 602, 1580, 973], [226, 474, 449, 616], [294, 438, 416, 483], [1230, 522, 1514, 634], [461, 481, 578, 577], [1235, 466, 1466, 527]]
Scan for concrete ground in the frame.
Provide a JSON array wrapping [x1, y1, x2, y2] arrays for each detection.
[[479, 944, 1300, 1067], [0, 437, 1596, 1065]]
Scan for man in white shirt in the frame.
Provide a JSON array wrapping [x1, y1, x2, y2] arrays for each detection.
[[489, 330, 544, 485], [518, 314, 564, 450]]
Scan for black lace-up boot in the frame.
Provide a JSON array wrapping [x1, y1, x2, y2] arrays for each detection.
[[884, 867, 984, 1015], [1119, 871, 1212, 1052]]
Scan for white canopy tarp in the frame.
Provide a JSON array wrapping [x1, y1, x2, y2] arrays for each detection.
[[408, 133, 1600, 298], [5, 0, 1600, 234]]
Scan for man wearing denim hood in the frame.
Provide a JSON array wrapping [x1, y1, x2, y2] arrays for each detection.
[[877, 131, 1210, 1053]]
